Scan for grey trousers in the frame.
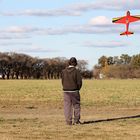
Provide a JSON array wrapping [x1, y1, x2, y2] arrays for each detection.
[[64, 91, 80, 124]]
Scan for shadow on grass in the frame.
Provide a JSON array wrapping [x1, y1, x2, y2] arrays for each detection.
[[82, 115, 140, 125]]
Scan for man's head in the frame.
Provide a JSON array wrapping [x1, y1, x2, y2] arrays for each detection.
[[69, 57, 77, 66]]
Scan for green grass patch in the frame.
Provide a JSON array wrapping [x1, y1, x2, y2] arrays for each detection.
[[0, 79, 140, 107]]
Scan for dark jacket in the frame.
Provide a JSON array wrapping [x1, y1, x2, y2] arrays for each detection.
[[61, 66, 82, 91]]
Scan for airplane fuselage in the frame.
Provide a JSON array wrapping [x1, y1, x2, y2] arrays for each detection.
[[126, 11, 130, 33]]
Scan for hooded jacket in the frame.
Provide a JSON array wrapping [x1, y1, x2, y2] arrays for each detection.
[[61, 66, 82, 91]]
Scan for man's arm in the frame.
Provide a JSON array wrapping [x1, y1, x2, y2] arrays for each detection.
[[76, 70, 82, 90]]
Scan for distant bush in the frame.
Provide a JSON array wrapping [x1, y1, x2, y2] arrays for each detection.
[[94, 53, 140, 79]]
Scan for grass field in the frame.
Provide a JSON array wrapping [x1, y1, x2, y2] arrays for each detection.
[[0, 79, 140, 140]]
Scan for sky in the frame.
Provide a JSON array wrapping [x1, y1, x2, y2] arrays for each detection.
[[0, 0, 140, 69]]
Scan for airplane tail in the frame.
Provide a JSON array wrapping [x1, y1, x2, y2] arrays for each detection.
[[120, 31, 134, 36]]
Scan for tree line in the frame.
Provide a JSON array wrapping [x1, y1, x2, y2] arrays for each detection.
[[0, 52, 92, 79], [1, 52, 139, 80], [93, 53, 140, 79]]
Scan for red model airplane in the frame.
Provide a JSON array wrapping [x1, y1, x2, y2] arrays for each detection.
[[112, 11, 140, 36]]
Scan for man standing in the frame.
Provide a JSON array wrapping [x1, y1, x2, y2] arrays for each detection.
[[61, 57, 82, 125]]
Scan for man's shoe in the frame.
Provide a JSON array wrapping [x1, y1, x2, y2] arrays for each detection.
[[73, 120, 82, 125]]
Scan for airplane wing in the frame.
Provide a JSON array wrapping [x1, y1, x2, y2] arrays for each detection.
[[130, 15, 140, 22], [112, 16, 127, 24], [112, 15, 140, 24]]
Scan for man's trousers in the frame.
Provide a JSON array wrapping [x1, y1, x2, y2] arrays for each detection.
[[64, 91, 80, 125]]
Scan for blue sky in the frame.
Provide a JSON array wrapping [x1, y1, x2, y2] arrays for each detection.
[[0, 0, 140, 69]]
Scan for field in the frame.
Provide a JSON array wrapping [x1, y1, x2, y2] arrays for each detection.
[[0, 79, 140, 140]]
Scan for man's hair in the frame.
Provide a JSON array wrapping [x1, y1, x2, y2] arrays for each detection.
[[69, 57, 77, 66]]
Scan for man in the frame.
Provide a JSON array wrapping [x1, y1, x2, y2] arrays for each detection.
[[61, 57, 82, 125]]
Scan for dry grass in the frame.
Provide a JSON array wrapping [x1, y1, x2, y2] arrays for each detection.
[[0, 79, 140, 140]]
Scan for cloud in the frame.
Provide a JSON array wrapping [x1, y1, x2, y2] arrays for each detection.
[[0, 26, 39, 40], [1, 9, 81, 17], [83, 40, 129, 48], [0, 24, 129, 38], [89, 16, 112, 26], [0, 17, 140, 39], [70, 0, 140, 11], [1, 1, 140, 17], [0, 42, 32, 46], [0, 33, 31, 40], [14, 46, 60, 53], [0, 44, 60, 54], [3, 26, 40, 33]]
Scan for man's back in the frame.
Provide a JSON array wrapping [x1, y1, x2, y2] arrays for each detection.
[[62, 66, 82, 91]]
